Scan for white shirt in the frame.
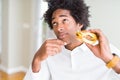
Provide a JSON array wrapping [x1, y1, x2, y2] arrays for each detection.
[[24, 43, 120, 80]]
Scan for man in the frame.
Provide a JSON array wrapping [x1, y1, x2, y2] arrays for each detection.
[[24, 0, 120, 80]]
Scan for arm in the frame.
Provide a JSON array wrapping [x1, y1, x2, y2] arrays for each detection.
[[24, 39, 65, 80], [86, 29, 120, 74], [112, 59, 120, 73], [32, 39, 65, 72], [24, 61, 51, 80]]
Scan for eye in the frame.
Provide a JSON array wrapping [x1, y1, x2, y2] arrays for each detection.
[[52, 22, 58, 27], [63, 19, 69, 24]]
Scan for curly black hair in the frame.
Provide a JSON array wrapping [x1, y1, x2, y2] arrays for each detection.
[[44, 0, 90, 30]]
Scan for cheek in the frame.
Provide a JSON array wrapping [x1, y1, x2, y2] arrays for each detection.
[[67, 29, 76, 37], [67, 27, 78, 37], [67, 26, 77, 33], [53, 28, 59, 37], [53, 29, 57, 35]]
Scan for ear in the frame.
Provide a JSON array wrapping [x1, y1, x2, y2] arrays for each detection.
[[78, 24, 83, 30]]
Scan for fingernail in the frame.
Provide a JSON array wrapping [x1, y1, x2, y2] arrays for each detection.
[[64, 42, 67, 45]]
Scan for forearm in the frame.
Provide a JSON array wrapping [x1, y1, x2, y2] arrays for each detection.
[[112, 60, 120, 74], [32, 56, 41, 73], [104, 54, 120, 74]]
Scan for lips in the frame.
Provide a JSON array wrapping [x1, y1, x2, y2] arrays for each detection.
[[58, 33, 67, 39]]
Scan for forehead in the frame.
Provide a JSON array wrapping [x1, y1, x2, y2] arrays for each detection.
[[52, 9, 71, 19]]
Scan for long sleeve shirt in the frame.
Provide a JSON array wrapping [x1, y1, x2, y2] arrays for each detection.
[[24, 43, 120, 80]]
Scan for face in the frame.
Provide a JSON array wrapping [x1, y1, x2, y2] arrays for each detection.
[[52, 9, 83, 45]]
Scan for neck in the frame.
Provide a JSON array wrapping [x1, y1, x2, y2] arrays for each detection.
[[65, 42, 83, 51]]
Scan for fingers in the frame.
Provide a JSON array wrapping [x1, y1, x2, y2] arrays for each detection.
[[44, 39, 65, 56], [46, 46, 61, 55], [87, 29, 105, 38], [34, 39, 64, 61], [46, 39, 66, 45], [87, 29, 108, 43], [47, 48, 61, 56]]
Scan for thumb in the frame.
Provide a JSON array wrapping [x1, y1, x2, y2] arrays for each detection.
[[85, 42, 99, 54], [85, 42, 95, 50]]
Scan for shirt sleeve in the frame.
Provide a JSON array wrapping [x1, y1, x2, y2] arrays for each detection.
[[23, 60, 51, 80], [110, 44, 120, 77], [110, 44, 120, 57]]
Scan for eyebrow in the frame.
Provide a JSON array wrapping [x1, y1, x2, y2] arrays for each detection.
[[52, 15, 68, 20]]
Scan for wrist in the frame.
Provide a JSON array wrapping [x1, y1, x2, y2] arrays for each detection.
[[106, 53, 120, 69], [103, 54, 114, 63]]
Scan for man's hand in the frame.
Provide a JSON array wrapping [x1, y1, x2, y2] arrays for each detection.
[[85, 29, 113, 63], [32, 39, 65, 72]]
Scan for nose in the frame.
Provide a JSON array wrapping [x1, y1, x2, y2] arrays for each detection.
[[58, 27, 64, 32], [57, 24, 64, 32]]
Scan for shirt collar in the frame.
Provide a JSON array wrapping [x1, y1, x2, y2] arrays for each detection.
[[61, 43, 89, 56], [72, 43, 88, 52]]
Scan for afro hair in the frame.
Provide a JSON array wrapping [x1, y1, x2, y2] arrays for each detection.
[[44, 0, 90, 30]]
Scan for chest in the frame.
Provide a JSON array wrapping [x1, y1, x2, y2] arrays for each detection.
[[47, 52, 113, 80]]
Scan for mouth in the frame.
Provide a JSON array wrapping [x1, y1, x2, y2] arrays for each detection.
[[58, 33, 67, 40]]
